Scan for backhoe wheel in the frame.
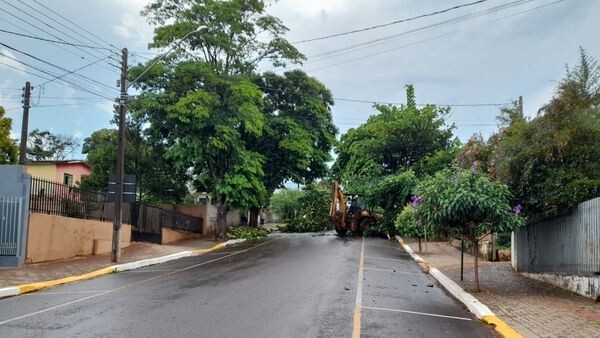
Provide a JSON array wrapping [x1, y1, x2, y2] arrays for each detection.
[[335, 226, 347, 236], [359, 217, 377, 234]]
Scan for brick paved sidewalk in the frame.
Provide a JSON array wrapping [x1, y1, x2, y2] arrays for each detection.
[[0, 239, 219, 288], [404, 239, 600, 338]]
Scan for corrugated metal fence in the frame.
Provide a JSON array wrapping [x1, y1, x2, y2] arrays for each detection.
[[513, 197, 600, 276]]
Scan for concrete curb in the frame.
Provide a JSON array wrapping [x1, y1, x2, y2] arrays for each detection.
[[0, 239, 246, 299], [395, 236, 523, 338]]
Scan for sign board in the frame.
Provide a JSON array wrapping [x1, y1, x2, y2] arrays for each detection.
[[107, 174, 137, 203]]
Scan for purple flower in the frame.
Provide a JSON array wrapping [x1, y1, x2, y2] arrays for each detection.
[[513, 204, 522, 215], [470, 161, 478, 174], [410, 195, 422, 205]]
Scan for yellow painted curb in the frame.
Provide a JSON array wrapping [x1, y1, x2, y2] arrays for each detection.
[[18, 266, 116, 294], [483, 314, 523, 337], [191, 242, 224, 256]]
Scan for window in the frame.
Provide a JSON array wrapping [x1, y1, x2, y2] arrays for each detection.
[[63, 173, 73, 186]]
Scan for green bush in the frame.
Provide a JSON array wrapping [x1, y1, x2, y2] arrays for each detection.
[[227, 226, 269, 241], [269, 189, 303, 222], [280, 184, 332, 233]]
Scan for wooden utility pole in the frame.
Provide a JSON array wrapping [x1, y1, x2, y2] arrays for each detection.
[[111, 48, 128, 263], [18, 82, 31, 165]]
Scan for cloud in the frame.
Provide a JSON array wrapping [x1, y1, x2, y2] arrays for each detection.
[[0, 48, 26, 73]]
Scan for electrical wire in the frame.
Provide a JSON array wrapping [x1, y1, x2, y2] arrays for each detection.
[[334, 97, 509, 107], [293, 0, 490, 44], [305, 0, 562, 72], [38, 56, 111, 87], [0, 28, 113, 51], [0, 53, 114, 101], [0, 0, 119, 74], [0, 42, 118, 92], [306, 0, 535, 62], [32, 0, 120, 51]]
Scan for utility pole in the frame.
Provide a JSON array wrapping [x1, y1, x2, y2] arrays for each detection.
[[19, 82, 31, 165], [518, 95, 523, 117], [111, 48, 128, 263]]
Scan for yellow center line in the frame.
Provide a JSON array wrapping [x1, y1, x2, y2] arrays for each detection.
[[352, 236, 365, 338]]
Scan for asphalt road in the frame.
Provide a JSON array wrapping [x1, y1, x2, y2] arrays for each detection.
[[0, 233, 496, 337]]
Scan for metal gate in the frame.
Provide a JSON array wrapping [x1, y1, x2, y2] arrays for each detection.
[[0, 197, 24, 256], [0, 165, 31, 267]]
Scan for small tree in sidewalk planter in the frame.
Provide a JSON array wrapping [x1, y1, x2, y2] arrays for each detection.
[[415, 168, 524, 291]]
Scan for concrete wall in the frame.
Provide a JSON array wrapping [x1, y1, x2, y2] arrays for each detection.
[[161, 227, 202, 245], [24, 163, 56, 181], [160, 204, 242, 239], [26, 213, 131, 263], [522, 272, 600, 301]]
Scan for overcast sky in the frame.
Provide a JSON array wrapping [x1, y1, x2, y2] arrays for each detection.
[[1, 0, 598, 159]]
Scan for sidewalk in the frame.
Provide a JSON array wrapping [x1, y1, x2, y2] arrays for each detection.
[[0, 239, 219, 288], [404, 239, 600, 338]]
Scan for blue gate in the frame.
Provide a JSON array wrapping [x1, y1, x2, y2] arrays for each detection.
[[0, 166, 31, 267]]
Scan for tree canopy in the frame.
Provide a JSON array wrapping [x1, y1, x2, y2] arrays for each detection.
[[26, 129, 78, 161], [482, 49, 600, 217], [125, 0, 335, 238], [0, 106, 18, 164], [332, 85, 455, 179]]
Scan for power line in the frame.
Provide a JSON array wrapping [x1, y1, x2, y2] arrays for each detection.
[[23, 0, 114, 50], [39, 56, 111, 86], [0, 28, 112, 51], [305, 0, 562, 72], [0, 0, 119, 74], [334, 97, 509, 107], [0, 11, 106, 66], [0, 42, 118, 92], [293, 0, 490, 44], [0, 53, 114, 101], [305, 0, 535, 62], [32, 0, 120, 51]]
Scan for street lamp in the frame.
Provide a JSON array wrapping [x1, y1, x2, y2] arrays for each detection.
[[111, 25, 209, 263]]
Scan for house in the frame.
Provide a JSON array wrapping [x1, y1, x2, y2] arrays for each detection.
[[24, 160, 92, 186]]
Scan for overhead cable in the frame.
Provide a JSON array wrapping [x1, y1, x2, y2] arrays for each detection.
[[293, 0, 490, 44]]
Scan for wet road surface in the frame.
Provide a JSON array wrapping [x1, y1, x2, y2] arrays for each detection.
[[0, 233, 496, 337]]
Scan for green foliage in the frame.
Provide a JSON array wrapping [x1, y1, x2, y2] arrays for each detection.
[[228, 225, 268, 241], [332, 85, 456, 179], [487, 49, 600, 217], [395, 206, 433, 239], [364, 171, 417, 235], [253, 70, 337, 193], [26, 129, 78, 161], [281, 184, 332, 233], [416, 168, 523, 240], [269, 189, 303, 222], [141, 0, 305, 76], [81, 128, 188, 204], [0, 106, 18, 164]]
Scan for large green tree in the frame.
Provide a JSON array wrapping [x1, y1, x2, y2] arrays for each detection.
[[0, 106, 18, 164], [131, 0, 334, 238], [488, 49, 600, 217], [331, 86, 456, 230], [332, 85, 456, 179], [81, 128, 187, 203]]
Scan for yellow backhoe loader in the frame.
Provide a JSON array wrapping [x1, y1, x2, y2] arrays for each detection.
[[329, 181, 379, 236]]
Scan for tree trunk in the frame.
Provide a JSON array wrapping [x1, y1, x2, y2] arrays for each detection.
[[248, 207, 260, 227], [418, 237, 422, 252], [215, 196, 229, 240], [474, 238, 480, 292]]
